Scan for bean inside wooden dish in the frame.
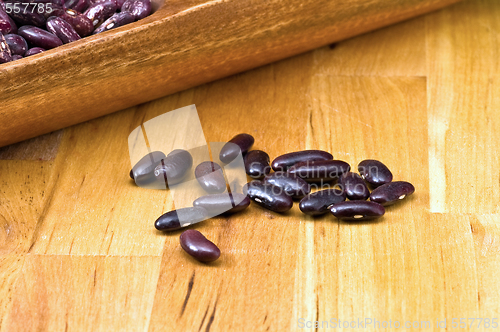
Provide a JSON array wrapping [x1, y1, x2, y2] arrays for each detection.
[[0, 0, 162, 64]]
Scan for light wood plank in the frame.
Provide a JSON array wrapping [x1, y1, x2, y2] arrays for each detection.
[[427, 0, 500, 213], [3, 255, 161, 332]]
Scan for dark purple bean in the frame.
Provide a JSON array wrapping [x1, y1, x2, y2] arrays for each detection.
[[193, 192, 250, 215], [84, 0, 117, 28], [6, 4, 46, 27], [154, 207, 208, 231], [63, 0, 78, 8], [24, 46, 44, 56], [92, 11, 134, 34], [0, 0, 5, 11], [11, 53, 22, 60], [153, 149, 193, 186], [88, 0, 116, 5], [219, 133, 254, 164], [130, 150, 165, 183], [369, 181, 415, 206], [0, 8, 17, 34], [329, 201, 385, 221], [54, 8, 93, 37], [339, 172, 370, 201], [195, 161, 226, 193], [244, 150, 270, 179], [263, 171, 310, 199], [41, 3, 64, 19], [288, 160, 350, 182], [4, 34, 27, 56], [121, 0, 150, 20], [180, 229, 220, 263], [116, 0, 125, 8], [46, 16, 80, 43], [0, 32, 12, 63], [358, 159, 393, 187], [271, 150, 333, 172], [69, 0, 89, 12], [18, 25, 62, 49], [244, 181, 293, 213], [299, 188, 346, 216]]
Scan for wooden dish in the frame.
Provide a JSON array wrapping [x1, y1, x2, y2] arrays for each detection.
[[0, 0, 461, 148]]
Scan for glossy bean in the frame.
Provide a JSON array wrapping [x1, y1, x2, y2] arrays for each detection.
[[263, 171, 310, 199], [219, 133, 254, 163], [329, 201, 385, 221], [4, 34, 27, 56], [0, 32, 12, 63], [69, 0, 90, 13], [154, 207, 208, 231], [84, 0, 117, 28], [153, 149, 193, 186], [244, 181, 293, 212], [288, 159, 350, 182], [46, 16, 81, 43], [180, 229, 220, 263], [358, 159, 393, 187], [0, 8, 17, 34], [24, 46, 44, 56], [195, 161, 226, 193], [299, 188, 346, 216], [369, 181, 415, 206], [0, 0, 4, 11], [339, 172, 370, 200], [121, 0, 150, 20], [271, 150, 333, 172], [244, 150, 270, 179], [6, 4, 46, 27], [11, 53, 22, 60], [18, 25, 62, 49], [92, 11, 134, 34], [54, 8, 93, 36], [193, 192, 250, 215], [130, 150, 165, 183]]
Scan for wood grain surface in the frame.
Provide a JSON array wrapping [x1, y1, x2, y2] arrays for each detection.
[[1, 0, 499, 330], [0, 0, 461, 148]]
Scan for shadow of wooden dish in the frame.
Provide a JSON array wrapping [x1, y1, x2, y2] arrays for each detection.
[[0, 0, 461, 148]]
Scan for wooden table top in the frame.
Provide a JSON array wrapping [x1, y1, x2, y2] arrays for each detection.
[[1, 0, 499, 330]]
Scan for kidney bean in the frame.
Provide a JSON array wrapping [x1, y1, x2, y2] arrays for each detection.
[[24, 46, 44, 56], [11, 53, 22, 60], [154, 207, 208, 231], [0, 8, 17, 34], [130, 150, 165, 182], [219, 133, 254, 163], [263, 171, 310, 199], [195, 161, 226, 193], [0, 0, 5, 11], [116, 0, 125, 8], [299, 188, 346, 216], [244, 181, 293, 212], [193, 192, 250, 215], [0, 32, 12, 63], [271, 150, 333, 172], [92, 11, 134, 34], [18, 25, 62, 49], [54, 8, 93, 36], [180, 230, 220, 263], [369, 181, 415, 206], [244, 150, 270, 179], [329, 201, 385, 221], [6, 5, 46, 27], [46, 16, 81, 43], [153, 149, 193, 186], [121, 0, 150, 20], [4, 34, 27, 56], [68, 0, 89, 12], [339, 172, 370, 201], [358, 159, 393, 187], [288, 160, 350, 182], [84, 0, 117, 28]]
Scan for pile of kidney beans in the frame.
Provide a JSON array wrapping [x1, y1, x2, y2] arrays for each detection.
[[129, 133, 415, 263], [0, 0, 151, 63]]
